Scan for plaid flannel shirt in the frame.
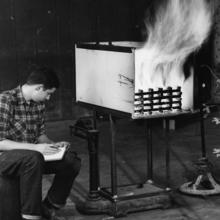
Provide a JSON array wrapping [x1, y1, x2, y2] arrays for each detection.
[[0, 86, 46, 143]]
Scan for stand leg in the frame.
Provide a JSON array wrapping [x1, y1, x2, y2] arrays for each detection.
[[200, 105, 206, 158], [109, 114, 118, 197], [165, 119, 171, 189], [75, 126, 112, 215], [87, 130, 100, 199], [146, 120, 153, 182]]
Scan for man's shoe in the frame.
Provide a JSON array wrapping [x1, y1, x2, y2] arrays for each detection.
[[41, 201, 57, 220]]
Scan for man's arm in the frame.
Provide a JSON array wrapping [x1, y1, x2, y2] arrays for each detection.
[[0, 139, 37, 151], [0, 139, 59, 154], [0, 94, 60, 154], [36, 105, 69, 148], [0, 94, 41, 151]]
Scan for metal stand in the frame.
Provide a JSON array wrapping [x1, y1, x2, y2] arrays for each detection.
[[71, 114, 172, 217], [70, 115, 112, 214], [98, 115, 171, 217], [179, 105, 220, 195]]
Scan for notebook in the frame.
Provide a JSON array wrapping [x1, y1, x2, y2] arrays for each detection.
[[43, 145, 68, 161]]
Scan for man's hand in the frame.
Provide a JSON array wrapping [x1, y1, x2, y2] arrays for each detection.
[[36, 143, 60, 155], [212, 117, 220, 125], [213, 148, 220, 157], [54, 141, 70, 148]]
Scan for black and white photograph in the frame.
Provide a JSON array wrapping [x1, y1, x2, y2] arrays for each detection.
[[0, 0, 220, 219]]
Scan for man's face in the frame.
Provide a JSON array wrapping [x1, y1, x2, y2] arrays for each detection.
[[32, 86, 56, 102]]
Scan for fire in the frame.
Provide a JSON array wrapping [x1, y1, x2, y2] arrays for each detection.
[[135, 0, 213, 110]]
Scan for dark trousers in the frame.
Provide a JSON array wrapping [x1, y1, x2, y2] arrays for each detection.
[[0, 147, 81, 217]]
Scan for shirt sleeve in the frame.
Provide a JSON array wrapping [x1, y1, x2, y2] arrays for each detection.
[[0, 94, 11, 141]]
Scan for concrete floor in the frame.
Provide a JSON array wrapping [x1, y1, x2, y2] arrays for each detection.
[[43, 110, 220, 220]]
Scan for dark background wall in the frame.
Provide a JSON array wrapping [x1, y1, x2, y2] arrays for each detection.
[[0, 0, 148, 121]]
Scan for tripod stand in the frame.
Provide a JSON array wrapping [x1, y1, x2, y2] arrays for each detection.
[[179, 104, 220, 195]]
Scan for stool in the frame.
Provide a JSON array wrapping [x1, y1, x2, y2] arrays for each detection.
[[0, 176, 21, 220]]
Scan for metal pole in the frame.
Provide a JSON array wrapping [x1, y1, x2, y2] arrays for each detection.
[[87, 129, 100, 199], [200, 105, 206, 158], [165, 119, 170, 188], [109, 114, 118, 197], [146, 119, 153, 181]]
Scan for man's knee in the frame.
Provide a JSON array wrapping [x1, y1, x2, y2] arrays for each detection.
[[63, 151, 81, 173], [0, 150, 44, 177], [22, 150, 44, 171]]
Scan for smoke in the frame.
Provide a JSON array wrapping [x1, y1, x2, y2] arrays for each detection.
[[136, 0, 213, 88], [147, 0, 212, 57]]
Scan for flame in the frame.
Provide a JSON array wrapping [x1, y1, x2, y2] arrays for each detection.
[[135, 0, 212, 109]]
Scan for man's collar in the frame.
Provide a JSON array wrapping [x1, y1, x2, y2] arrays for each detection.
[[16, 85, 44, 106], [16, 85, 34, 105]]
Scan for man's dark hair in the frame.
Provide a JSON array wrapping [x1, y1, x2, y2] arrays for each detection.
[[26, 66, 60, 89]]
